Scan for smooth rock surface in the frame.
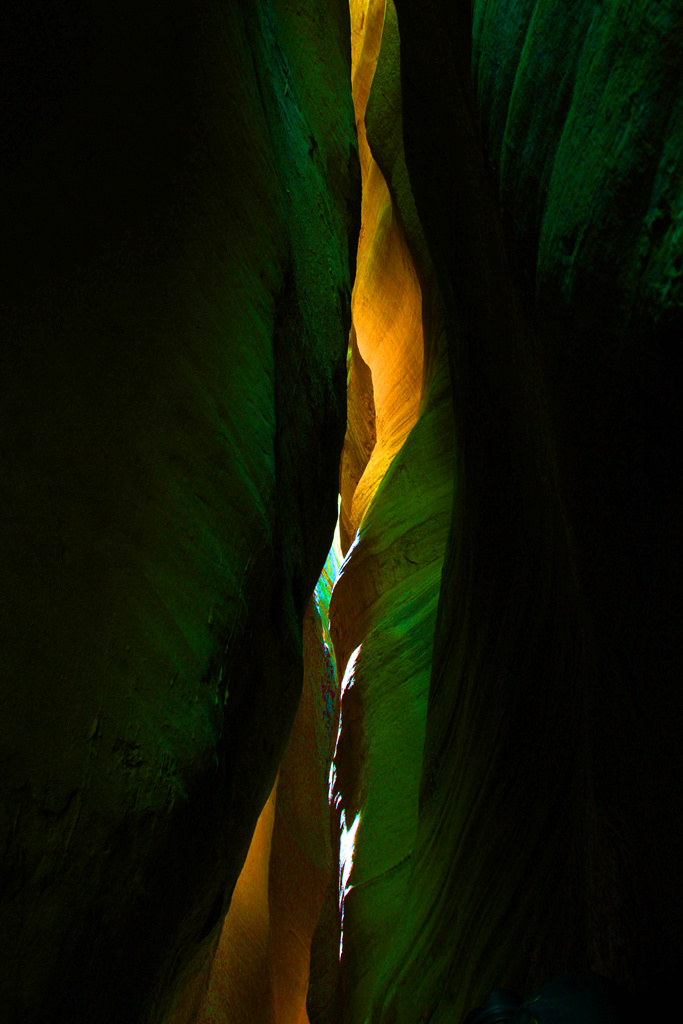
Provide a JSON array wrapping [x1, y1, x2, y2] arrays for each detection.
[[330, 337, 453, 1024], [0, 3, 358, 1022], [3, 3, 682, 1023], [327, 6, 455, 1024], [178, 578, 339, 1024], [366, 2, 683, 1022], [339, 0, 424, 555]]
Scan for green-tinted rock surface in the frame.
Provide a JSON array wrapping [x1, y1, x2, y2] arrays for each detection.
[[365, 2, 683, 1022], [326, 7, 455, 1022], [3, 1, 682, 1021], [330, 337, 453, 1024], [0, 3, 358, 1022]]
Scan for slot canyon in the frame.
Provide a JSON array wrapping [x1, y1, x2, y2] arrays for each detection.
[[1, 1, 682, 1022]]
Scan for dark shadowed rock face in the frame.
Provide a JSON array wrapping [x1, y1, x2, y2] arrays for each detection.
[[361, 2, 683, 1022], [0, 2, 358, 1022]]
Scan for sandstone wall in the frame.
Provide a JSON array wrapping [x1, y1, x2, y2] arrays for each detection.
[[0, 3, 358, 1021], [364, 2, 683, 1021], [327, 7, 455, 1024], [2, 3, 682, 1022]]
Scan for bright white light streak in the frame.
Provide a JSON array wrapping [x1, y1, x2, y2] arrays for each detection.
[[328, 642, 362, 805], [340, 525, 361, 567], [330, 643, 364, 960], [338, 806, 361, 960], [340, 808, 361, 896], [340, 643, 362, 697]]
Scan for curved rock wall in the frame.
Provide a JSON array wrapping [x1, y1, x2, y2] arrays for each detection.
[[3, 2, 682, 1022], [0, 3, 358, 1022], [330, 341, 453, 1024], [364, 2, 683, 1022], [327, 6, 455, 1024], [179, 572, 340, 1024], [338, 0, 424, 555]]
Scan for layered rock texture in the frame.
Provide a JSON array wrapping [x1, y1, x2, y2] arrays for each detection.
[[2, 2, 682, 1024]]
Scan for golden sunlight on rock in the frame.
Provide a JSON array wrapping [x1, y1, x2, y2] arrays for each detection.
[[340, 0, 424, 554], [327, 7, 455, 1020], [266, 600, 339, 1024], [339, 326, 376, 559], [185, 596, 338, 1024], [193, 779, 278, 1024]]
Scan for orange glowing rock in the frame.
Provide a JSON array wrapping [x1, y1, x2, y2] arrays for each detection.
[[190, 779, 278, 1024], [188, 598, 338, 1024], [340, 0, 424, 554], [339, 326, 377, 554], [265, 600, 339, 1024], [351, 0, 386, 180], [328, 5, 455, 1020]]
